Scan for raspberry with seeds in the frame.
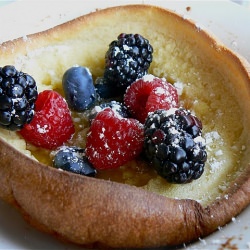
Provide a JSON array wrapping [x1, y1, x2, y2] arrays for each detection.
[[124, 74, 179, 123], [85, 108, 144, 170], [20, 90, 75, 150]]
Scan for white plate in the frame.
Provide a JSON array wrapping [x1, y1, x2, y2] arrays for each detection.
[[0, 1, 249, 249]]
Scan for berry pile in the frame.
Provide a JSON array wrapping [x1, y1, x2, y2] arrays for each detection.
[[0, 33, 207, 183]]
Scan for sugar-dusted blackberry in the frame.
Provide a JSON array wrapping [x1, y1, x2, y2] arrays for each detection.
[[53, 146, 97, 177], [103, 33, 153, 89], [143, 108, 207, 184], [0, 65, 38, 131]]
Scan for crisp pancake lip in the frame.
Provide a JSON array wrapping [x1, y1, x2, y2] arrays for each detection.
[[0, 4, 250, 248]]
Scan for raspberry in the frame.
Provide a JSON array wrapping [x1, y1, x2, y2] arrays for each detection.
[[85, 108, 144, 170], [124, 74, 179, 123], [19, 90, 75, 150], [143, 108, 207, 184], [103, 33, 153, 90], [0, 65, 38, 131]]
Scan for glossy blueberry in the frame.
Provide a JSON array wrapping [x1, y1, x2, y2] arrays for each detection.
[[62, 66, 97, 111], [53, 146, 97, 177]]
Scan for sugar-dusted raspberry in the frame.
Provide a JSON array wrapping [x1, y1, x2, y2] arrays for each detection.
[[85, 108, 144, 170], [19, 90, 75, 150], [124, 74, 179, 123]]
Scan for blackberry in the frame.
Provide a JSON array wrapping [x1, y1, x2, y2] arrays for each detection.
[[0, 65, 38, 131], [143, 108, 207, 184], [53, 146, 97, 177], [103, 33, 153, 89]]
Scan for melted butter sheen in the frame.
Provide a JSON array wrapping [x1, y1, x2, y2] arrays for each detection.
[[97, 159, 157, 186]]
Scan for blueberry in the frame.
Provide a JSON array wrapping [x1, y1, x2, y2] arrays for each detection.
[[62, 66, 97, 111], [53, 146, 97, 177]]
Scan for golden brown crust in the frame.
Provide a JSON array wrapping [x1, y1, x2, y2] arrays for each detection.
[[0, 4, 250, 248]]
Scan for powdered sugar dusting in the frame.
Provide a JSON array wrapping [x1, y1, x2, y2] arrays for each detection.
[[123, 44, 130, 51], [205, 131, 221, 145], [114, 47, 120, 56], [126, 57, 134, 66], [154, 87, 166, 95], [37, 124, 49, 134], [194, 135, 206, 147], [142, 74, 156, 82], [174, 81, 184, 95], [204, 131, 225, 173]]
